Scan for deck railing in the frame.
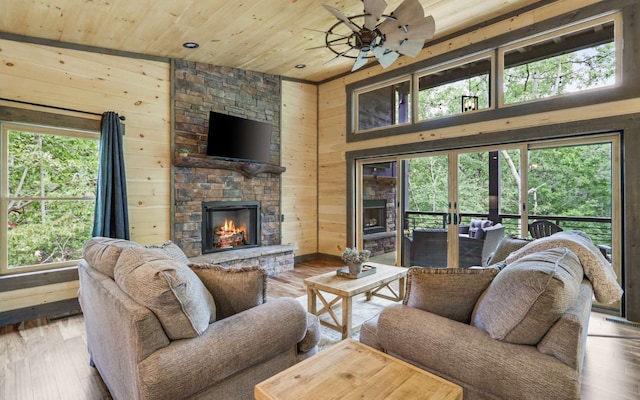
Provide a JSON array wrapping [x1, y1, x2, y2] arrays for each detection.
[[404, 211, 612, 246]]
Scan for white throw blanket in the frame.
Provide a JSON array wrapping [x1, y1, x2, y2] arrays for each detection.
[[505, 231, 623, 304]]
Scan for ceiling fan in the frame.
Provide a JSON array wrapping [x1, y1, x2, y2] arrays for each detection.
[[311, 0, 436, 72]]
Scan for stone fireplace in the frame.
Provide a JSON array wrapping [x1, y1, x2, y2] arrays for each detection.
[[202, 201, 260, 254], [171, 60, 295, 275]]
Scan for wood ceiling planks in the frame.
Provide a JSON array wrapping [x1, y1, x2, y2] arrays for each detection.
[[1, 0, 541, 82]]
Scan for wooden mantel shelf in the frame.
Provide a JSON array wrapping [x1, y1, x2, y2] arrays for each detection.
[[174, 156, 286, 178]]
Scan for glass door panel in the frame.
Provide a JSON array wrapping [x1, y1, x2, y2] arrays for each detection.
[[457, 151, 491, 267], [456, 148, 522, 267], [403, 154, 450, 267], [527, 139, 619, 311], [360, 161, 398, 265], [498, 149, 524, 236]]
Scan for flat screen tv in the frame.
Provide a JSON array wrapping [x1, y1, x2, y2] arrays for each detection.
[[206, 111, 272, 163]]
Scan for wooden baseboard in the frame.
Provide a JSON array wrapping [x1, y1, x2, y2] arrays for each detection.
[[0, 298, 81, 327]]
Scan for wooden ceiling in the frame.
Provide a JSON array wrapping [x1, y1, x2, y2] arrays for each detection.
[[1, 0, 542, 82]]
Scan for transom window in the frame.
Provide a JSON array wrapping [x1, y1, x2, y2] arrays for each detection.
[[355, 77, 412, 132], [1, 122, 99, 274], [500, 14, 620, 106], [351, 12, 621, 135], [416, 53, 493, 121]]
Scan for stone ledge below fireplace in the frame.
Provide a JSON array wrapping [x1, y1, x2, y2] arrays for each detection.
[[187, 245, 296, 276]]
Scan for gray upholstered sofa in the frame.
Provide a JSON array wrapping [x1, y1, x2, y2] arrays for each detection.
[[362, 231, 623, 400], [78, 237, 320, 400]]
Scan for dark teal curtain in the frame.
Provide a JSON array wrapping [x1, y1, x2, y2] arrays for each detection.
[[92, 112, 130, 239]]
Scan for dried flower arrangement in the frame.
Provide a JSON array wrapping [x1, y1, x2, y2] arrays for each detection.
[[341, 247, 371, 264]]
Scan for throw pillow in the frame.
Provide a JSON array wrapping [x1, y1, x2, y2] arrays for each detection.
[[82, 237, 143, 278], [114, 247, 216, 340], [145, 240, 189, 264], [189, 263, 267, 320], [404, 267, 499, 323], [471, 247, 583, 345], [487, 234, 532, 266]]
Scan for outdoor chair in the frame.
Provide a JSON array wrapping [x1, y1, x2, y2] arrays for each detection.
[[528, 220, 563, 239]]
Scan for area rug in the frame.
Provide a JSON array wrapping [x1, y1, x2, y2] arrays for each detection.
[[295, 293, 397, 350]]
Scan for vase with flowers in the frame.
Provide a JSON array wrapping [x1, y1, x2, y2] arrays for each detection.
[[341, 247, 371, 275]]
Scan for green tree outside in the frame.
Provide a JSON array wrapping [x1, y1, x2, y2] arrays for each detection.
[[6, 129, 98, 268]]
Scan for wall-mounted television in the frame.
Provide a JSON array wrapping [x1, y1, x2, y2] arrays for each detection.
[[206, 111, 272, 163]]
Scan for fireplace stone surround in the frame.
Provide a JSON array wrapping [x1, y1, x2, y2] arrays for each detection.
[[172, 60, 294, 274]]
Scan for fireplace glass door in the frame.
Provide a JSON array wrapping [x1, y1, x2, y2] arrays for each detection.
[[202, 201, 260, 253]]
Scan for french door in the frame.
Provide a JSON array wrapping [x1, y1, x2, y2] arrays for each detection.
[[355, 134, 621, 310]]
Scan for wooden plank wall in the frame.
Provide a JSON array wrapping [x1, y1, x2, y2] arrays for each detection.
[[281, 81, 318, 255], [317, 0, 637, 257], [0, 39, 171, 314]]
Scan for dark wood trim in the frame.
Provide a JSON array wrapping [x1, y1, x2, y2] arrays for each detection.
[[345, 0, 639, 143], [0, 267, 79, 292], [0, 298, 81, 327], [0, 32, 169, 64], [622, 133, 640, 322], [0, 105, 100, 131]]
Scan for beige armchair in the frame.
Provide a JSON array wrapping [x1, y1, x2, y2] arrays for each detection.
[[362, 246, 594, 400], [78, 237, 319, 400]]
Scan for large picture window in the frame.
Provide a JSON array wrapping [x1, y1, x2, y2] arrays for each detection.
[[1, 122, 99, 274]]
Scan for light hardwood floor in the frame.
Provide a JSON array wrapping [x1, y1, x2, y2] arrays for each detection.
[[1, 259, 638, 399]]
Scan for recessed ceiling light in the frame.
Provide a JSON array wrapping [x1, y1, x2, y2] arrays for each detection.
[[183, 42, 200, 49], [294, 64, 306, 69]]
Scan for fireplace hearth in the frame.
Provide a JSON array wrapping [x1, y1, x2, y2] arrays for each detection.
[[202, 201, 260, 254]]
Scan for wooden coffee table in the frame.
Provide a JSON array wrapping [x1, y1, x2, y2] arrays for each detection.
[[303, 262, 406, 339], [255, 339, 463, 400]]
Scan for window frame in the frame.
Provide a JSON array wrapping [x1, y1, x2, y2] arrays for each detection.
[[413, 51, 495, 122], [345, 6, 629, 144], [1, 121, 100, 275], [353, 76, 413, 134]]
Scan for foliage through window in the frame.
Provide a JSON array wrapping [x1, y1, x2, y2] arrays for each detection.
[[417, 56, 492, 120], [501, 17, 617, 105], [351, 13, 620, 135], [1, 123, 99, 273]]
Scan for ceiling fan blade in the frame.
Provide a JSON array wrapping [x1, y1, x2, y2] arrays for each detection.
[[372, 46, 399, 68], [323, 5, 361, 33], [323, 48, 355, 65], [380, 15, 436, 41], [382, 38, 424, 57], [352, 50, 369, 71], [303, 27, 351, 38], [363, 0, 388, 30]]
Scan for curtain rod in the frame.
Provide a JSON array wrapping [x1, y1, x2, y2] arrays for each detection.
[[0, 97, 126, 121]]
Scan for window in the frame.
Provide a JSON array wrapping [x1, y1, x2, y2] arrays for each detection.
[[416, 54, 493, 121], [500, 14, 620, 106], [349, 12, 622, 139], [355, 78, 411, 133], [1, 122, 99, 274]]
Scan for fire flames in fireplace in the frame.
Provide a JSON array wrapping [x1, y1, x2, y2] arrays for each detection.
[[213, 219, 247, 249]]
